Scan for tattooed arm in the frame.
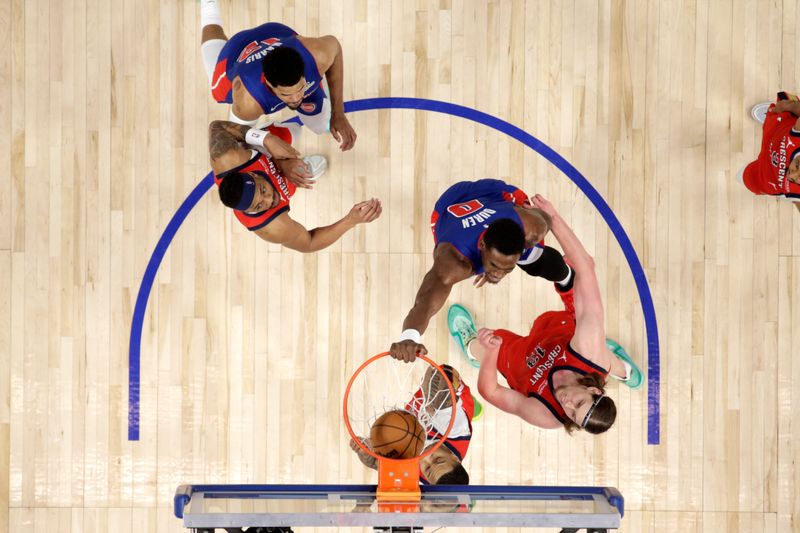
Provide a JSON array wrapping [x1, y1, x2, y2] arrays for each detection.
[[208, 120, 254, 175], [208, 120, 302, 175]]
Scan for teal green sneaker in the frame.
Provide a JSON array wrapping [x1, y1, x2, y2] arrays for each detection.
[[448, 304, 480, 368], [606, 338, 643, 390], [471, 394, 484, 421]]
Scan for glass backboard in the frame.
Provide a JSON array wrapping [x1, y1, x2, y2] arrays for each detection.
[[174, 483, 624, 531]]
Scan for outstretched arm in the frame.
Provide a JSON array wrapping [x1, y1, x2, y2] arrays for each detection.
[[254, 199, 382, 252], [475, 329, 561, 429], [389, 248, 472, 363], [530, 195, 607, 364], [314, 35, 356, 151], [208, 120, 252, 173]]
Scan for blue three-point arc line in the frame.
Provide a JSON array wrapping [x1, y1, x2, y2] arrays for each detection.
[[128, 97, 661, 445]]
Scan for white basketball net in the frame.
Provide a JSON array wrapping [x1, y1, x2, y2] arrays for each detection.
[[345, 356, 457, 455]]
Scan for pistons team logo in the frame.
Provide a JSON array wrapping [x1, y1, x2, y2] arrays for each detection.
[[447, 199, 484, 217], [237, 38, 282, 63], [300, 102, 316, 113], [772, 151, 779, 167]]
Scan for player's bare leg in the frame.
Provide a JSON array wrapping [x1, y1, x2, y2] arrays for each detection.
[[202, 24, 227, 43]]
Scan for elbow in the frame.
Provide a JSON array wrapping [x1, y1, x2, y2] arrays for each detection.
[[477, 380, 494, 401], [437, 269, 461, 288], [570, 253, 595, 273]]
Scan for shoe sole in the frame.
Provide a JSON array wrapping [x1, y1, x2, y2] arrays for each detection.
[[750, 102, 770, 124]]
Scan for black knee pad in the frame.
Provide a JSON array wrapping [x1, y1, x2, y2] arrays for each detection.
[[517, 246, 570, 284]]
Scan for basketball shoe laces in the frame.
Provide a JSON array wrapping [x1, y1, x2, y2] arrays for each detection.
[[453, 315, 478, 354]]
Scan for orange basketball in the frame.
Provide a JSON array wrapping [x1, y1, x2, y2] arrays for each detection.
[[369, 410, 426, 459]]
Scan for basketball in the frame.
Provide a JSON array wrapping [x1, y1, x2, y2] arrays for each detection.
[[369, 410, 426, 459]]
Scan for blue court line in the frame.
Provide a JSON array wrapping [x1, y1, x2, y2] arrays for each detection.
[[127, 172, 215, 440], [128, 97, 660, 444]]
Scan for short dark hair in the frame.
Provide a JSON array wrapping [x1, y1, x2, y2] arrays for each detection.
[[218, 171, 246, 209], [436, 462, 470, 485], [482, 218, 525, 256], [262, 46, 305, 87]]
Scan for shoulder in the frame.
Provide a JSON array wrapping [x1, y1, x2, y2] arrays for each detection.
[[432, 244, 472, 283], [252, 210, 296, 242], [523, 396, 563, 429], [568, 334, 610, 371], [297, 35, 340, 70]]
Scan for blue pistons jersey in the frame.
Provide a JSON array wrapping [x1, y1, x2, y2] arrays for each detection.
[[212, 22, 327, 116], [430, 179, 542, 274]]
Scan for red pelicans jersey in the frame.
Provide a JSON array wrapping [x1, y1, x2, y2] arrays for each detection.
[[214, 151, 296, 230], [406, 374, 474, 483], [743, 104, 800, 198], [493, 292, 609, 423]]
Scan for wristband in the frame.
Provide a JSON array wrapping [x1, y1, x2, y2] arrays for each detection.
[[398, 328, 421, 344], [245, 128, 271, 156]]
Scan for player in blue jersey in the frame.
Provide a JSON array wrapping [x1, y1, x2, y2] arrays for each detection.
[[389, 179, 575, 363], [198, 0, 357, 154]]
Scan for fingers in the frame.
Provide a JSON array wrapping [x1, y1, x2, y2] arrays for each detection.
[[354, 198, 382, 223], [281, 160, 315, 189], [473, 274, 487, 288], [389, 340, 427, 363], [477, 327, 501, 347], [340, 127, 357, 151], [331, 117, 357, 151], [290, 176, 315, 189], [296, 162, 312, 178]]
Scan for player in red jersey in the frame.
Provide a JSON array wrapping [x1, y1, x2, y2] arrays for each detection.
[[450, 195, 639, 435], [350, 364, 475, 485], [738, 92, 800, 212], [208, 119, 381, 252]]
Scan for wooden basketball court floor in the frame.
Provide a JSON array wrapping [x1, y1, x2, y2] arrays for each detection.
[[2, 0, 800, 531]]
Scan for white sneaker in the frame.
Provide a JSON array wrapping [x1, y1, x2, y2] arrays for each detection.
[[303, 154, 328, 182], [750, 102, 771, 124]]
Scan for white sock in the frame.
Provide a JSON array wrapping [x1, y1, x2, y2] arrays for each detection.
[[612, 360, 632, 381], [200, 0, 223, 28], [201, 39, 225, 84], [556, 265, 573, 287], [466, 338, 478, 361]]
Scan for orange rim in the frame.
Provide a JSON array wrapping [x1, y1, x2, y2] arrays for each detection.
[[342, 352, 458, 465]]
